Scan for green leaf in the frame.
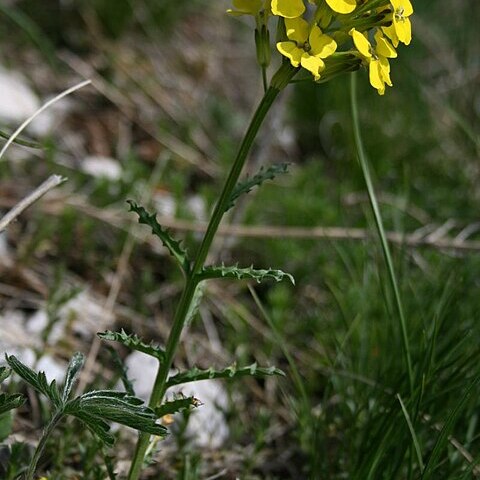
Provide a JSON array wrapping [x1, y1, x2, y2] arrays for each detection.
[[155, 395, 201, 418], [62, 352, 85, 403], [166, 363, 285, 388], [98, 330, 166, 362], [0, 367, 11, 383], [5, 354, 62, 409], [0, 394, 25, 416], [72, 410, 115, 446], [227, 163, 289, 212], [67, 391, 167, 439], [127, 201, 190, 273], [198, 264, 295, 285]]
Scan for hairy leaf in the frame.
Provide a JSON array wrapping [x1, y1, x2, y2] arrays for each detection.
[[68, 391, 167, 438], [72, 410, 115, 446], [128, 201, 190, 273], [198, 264, 294, 285], [62, 352, 85, 402], [155, 395, 201, 418], [98, 330, 166, 362], [5, 355, 62, 408], [0, 394, 25, 416], [166, 363, 285, 388], [227, 163, 289, 211]]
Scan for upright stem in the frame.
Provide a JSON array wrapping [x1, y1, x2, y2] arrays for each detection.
[[26, 411, 63, 480], [349, 73, 414, 394], [128, 64, 296, 480]]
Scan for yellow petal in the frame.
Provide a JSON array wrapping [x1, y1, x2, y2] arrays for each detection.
[[382, 24, 399, 48], [350, 28, 371, 58], [391, 0, 413, 17], [300, 53, 325, 81], [277, 41, 303, 67], [394, 17, 412, 45], [285, 17, 309, 43], [369, 59, 385, 93], [309, 26, 337, 59], [325, 0, 356, 14], [271, 0, 306, 18], [379, 56, 392, 86], [374, 30, 397, 58]]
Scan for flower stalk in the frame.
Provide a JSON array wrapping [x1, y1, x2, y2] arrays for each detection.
[[127, 66, 296, 480]]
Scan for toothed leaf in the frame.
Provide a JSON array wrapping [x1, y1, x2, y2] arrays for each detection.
[[227, 163, 289, 211], [0, 394, 25, 416], [128, 200, 190, 273], [70, 391, 167, 437], [198, 264, 295, 285], [5, 355, 62, 408], [98, 330, 166, 362], [62, 352, 85, 402], [166, 363, 285, 388], [155, 395, 201, 418]]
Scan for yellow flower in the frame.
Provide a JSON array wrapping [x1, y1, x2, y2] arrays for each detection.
[[389, 0, 413, 45], [227, 0, 263, 16], [325, 0, 356, 14], [271, 0, 305, 18], [277, 17, 337, 80], [350, 28, 397, 95]]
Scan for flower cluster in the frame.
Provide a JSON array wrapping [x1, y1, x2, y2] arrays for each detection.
[[228, 0, 413, 95]]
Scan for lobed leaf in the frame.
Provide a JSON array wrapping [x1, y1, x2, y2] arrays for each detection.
[[227, 163, 289, 212], [62, 352, 85, 403], [155, 395, 201, 418], [5, 355, 62, 409], [0, 394, 25, 416], [98, 330, 166, 362], [166, 362, 285, 388], [198, 264, 295, 285], [127, 200, 190, 273], [68, 391, 167, 439]]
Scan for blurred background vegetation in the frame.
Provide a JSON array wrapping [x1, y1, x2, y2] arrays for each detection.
[[0, 0, 479, 478]]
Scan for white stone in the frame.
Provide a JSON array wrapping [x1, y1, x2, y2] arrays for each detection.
[[82, 155, 123, 181], [0, 67, 40, 124]]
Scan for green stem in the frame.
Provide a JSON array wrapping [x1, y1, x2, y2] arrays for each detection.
[[26, 411, 63, 480], [349, 73, 414, 395], [127, 64, 296, 480]]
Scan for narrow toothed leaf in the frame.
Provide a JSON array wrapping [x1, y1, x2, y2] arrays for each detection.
[[166, 363, 285, 388], [62, 352, 85, 402], [127, 200, 190, 273], [198, 264, 295, 285], [5, 354, 62, 408], [0, 393, 25, 415], [155, 395, 201, 418], [227, 163, 289, 212], [98, 330, 166, 362]]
